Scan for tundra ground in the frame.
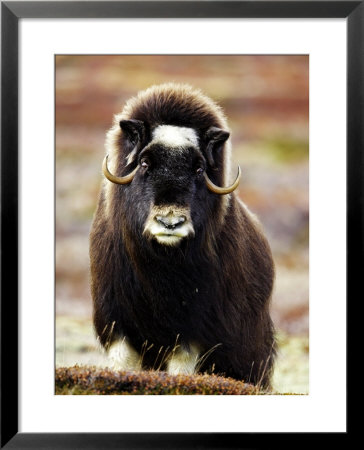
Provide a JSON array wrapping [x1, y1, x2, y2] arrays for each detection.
[[55, 316, 308, 395]]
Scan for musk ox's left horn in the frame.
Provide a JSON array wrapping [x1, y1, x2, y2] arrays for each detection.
[[102, 155, 138, 185], [204, 166, 241, 195]]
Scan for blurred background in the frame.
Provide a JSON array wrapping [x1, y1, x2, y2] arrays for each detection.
[[55, 55, 309, 393]]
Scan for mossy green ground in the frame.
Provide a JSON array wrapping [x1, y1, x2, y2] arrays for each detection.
[[56, 316, 308, 395]]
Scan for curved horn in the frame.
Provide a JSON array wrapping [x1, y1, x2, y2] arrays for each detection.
[[204, 166, 241, 195], [102, 155, 138, 185]]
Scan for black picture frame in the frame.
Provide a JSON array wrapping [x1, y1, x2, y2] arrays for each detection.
[[1, 1, 358, 448]]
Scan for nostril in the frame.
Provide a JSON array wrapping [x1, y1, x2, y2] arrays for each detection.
[[172, 217, 186, 229], [173, 216, 186, 226], [155, 216, 169, 228], [155, 215, 186, 230]]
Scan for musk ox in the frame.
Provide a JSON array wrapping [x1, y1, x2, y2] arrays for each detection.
[[90, 83, 276, 388]]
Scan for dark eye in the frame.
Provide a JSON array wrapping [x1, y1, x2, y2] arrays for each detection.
[[196, 167, 204, 176], [140, 158, 150, 169]]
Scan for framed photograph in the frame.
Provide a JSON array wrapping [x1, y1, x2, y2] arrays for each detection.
[[1, 1, 357, 447]]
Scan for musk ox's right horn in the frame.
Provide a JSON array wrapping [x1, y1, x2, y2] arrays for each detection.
[[204, 166, 241, 195], [102, 155, 138, 185]]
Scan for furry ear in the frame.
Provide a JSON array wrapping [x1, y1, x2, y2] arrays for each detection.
[[119, 119, 146, 147], [203, 127, 230, 168]]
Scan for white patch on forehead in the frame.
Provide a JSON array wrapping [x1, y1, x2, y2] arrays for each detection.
[[152, 125, 198, 148]]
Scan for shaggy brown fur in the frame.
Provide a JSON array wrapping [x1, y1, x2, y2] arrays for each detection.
[[90, 83, 276, 389]]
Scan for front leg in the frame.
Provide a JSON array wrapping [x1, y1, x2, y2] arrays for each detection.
[[108, 338, 142, 371], [167, 344, 200, 375]]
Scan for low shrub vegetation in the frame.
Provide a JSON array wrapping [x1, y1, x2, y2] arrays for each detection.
[[55, 365, 259, 395]]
